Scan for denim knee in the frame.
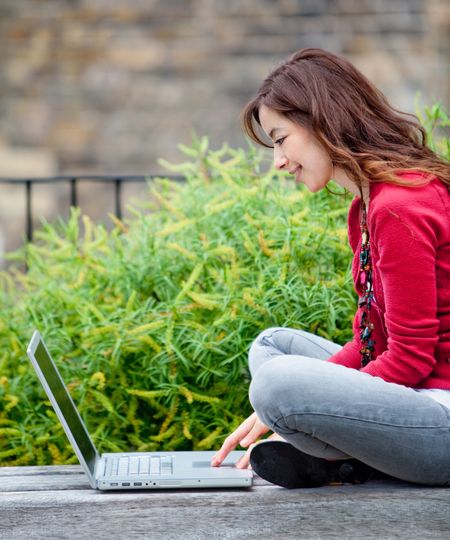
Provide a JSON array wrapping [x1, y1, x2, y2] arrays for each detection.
[[248, 327, 285, 376], [248, 327, 285, 358], [249, 357, 286, 428]]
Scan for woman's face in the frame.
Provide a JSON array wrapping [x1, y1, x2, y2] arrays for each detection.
[[258, 105, 334, 192]]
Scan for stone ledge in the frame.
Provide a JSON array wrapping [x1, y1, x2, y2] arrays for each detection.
[[1, 465, 449, 539]]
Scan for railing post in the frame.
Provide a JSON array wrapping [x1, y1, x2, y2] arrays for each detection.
[[114, 178, 122, 219], [25, 180, 32, 242], [70, 178, 78, 207]]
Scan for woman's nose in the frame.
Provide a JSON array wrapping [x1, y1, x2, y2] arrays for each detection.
[[274, 148, 287, 170]]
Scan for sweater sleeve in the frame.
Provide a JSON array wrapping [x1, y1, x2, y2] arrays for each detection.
[[359, 201, 440, 385], [327, 310, 362, 369]]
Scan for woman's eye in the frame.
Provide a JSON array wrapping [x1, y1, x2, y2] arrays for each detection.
[[274, 137, 286, 146]]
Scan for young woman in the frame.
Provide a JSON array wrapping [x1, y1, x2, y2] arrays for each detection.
[[211, 48, 450, 488]]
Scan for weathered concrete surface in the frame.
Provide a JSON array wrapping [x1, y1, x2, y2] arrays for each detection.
[[0, 465, 449, 539]]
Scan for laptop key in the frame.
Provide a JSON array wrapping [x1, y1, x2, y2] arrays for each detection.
[[108, 458, 118, 476], [150, 457, 161, 474], [161, 456, 173, 475], [129, 457, 139, 474], [118, 457, 129, 475], [139, 456, 150, 474]]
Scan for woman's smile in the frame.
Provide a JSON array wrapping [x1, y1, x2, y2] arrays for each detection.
[[291, 165, 303, 184]]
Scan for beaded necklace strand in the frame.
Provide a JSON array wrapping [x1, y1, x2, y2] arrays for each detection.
[[359, 200, 376, 367]]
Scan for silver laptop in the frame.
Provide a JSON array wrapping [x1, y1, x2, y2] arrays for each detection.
[[27, 330, 253, 490]]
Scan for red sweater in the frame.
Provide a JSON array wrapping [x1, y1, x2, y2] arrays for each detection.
[[328, 173, 450, 389]]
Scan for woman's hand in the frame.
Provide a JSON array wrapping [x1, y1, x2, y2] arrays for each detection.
[[210, 412, 271, 469]]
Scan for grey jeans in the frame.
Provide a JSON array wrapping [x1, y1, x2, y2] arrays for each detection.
[[248, 327, 450, 486]]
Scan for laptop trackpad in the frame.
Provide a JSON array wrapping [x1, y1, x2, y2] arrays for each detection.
[[193, 461, 234, 468]]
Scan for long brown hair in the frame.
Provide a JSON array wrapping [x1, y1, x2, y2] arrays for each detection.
[[242, 48, 450, 191]]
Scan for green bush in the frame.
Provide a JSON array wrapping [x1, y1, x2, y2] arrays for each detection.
[[0, 102, 448, 467]]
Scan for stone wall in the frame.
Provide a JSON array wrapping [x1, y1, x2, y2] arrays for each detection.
[[0, 0, 449, 260]]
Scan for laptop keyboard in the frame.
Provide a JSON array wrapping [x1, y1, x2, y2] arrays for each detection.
[[109, 455, 173, 476]]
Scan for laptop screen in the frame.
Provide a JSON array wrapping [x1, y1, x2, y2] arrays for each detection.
[[31, 335, 98, 477]]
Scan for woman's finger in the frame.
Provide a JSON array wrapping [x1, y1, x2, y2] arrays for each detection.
[[239, 418, 270, 448], [234, 443, 256, 469], [211, 413, 258, 466]]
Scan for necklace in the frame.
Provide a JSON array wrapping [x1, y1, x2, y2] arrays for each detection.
[[359, 200, 376, 367]]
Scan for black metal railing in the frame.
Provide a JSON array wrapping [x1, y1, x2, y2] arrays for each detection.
[[0, 174, 185, 242]]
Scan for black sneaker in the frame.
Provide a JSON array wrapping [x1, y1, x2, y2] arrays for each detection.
[[249, 440, 374, 489]]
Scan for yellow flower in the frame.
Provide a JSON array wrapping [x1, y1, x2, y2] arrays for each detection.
[[156, 219, 194, 238], [89, 372, 106, 390]]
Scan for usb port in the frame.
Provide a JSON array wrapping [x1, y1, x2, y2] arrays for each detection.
[[122, 482, 130, 486], [110, 483, 118, 487], [134, 482, 142, 486]]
